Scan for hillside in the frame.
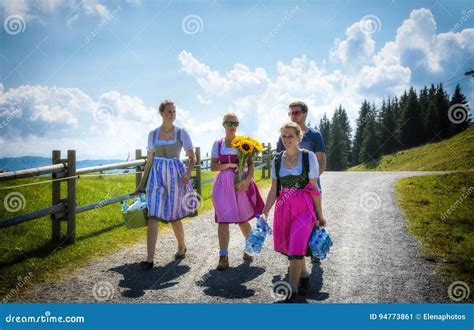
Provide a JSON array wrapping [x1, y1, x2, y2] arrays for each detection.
[[349, 128, 474, 171]]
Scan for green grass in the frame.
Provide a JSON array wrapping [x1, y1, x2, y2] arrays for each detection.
[[349, 128, 474, 171], [0, 170, 271, 300], [396, 172, 474, 301]]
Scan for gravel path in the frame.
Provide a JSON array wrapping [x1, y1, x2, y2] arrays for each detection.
[[21, 172, 449, 303]]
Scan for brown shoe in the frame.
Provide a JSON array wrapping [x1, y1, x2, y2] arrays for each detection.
[[216, 256, 229, 271], [243, 252, 253, 262]]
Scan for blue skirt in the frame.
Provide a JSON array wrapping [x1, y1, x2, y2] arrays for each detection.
[[145, 157, 197, 221]]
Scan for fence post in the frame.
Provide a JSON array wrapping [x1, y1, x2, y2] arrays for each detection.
[[261, 146, 266, 180], [195, 147, 202, 197], [66, 150, 76, 244], [135, 149, 142, 189], [51, 150, 61, 241], [266, 143, 272, 178]]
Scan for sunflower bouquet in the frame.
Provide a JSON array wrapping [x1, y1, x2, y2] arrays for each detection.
[[231, 136, 264, 190]]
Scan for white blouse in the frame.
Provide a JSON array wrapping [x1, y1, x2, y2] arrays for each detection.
[[146, 127, 194, 152], [270, 150, 319, 179]]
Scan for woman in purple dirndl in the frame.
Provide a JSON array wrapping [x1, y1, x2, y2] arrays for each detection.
[[262, 122, 326, 301], [211, 112, 264, 270]]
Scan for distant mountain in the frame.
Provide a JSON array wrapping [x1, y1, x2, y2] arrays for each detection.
[[0, 156, 129, 173]]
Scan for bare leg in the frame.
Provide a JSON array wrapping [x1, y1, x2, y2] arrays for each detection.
[[300, 259, 308, 274], [288, 259, 302, 289], [218, 224, 230, 251], [171, 220, 186, 254], [238, 222, 252, 239], [146, 218, 158, 262]]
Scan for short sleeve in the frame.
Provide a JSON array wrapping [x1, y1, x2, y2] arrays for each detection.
[[180, 128, 194, 151], [211, 140, 219, 159], [308, 151, 319, 179], [276, 137, 284, 152], [313, 130, 326, 153], [146, 130, 155, 152], [270, 158, 277, 180]]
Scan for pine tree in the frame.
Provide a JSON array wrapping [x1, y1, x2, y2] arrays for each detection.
[[378, 97, 399, 155], [399, 87, 424, 148], [436, 84, 451, 139], [327, 106, 351, 170], [448, 84, 471, 137], [335, 105, 352, 164], [318, 113, 331, 150], [359, 110, 380, 162], [352, 100, 371, 164], [424, 99, 440, 141], [418, 86, 430, 143], [392, 96, 402, 151]]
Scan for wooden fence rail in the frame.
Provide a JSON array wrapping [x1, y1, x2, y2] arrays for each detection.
[[0, 144, 275, 244]]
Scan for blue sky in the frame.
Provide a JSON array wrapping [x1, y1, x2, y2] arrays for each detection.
[[0, 0, 473, 159]]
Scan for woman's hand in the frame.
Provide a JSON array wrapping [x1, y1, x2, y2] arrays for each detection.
[[317, 217, 327, 227], [181, 173, 191, 186], [134, 185, 145, 195], [237, 178, 251, 192], [227, 163, 238, 170]]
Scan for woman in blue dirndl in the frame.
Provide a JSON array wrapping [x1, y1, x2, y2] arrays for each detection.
[[135, 100, 198, 270]]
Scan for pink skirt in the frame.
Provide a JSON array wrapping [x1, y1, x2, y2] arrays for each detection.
[[273, 184, 320, 256], [212, 169, 264, 224]]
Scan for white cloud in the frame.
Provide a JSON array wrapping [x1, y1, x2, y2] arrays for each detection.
[[374, 8, 474, 81], [66, 13, 79, 26], [330, 20, 376, 65], [178, 50, 269, 96], [197, 95, 211, 105], [179, 8, 473, 148], [0, 0, 30, 18], [178, 50, 231, 95], [1, 8, 472, 160], [0, 84, 222, 159], [0, 0, 135, 23], [35, 0, 67, 13], [179, 52, 362, 147], [81, 0, 110, 19]]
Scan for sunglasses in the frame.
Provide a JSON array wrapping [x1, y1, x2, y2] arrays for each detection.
[[289, 110, 304, 116], [224, 121, 239, 127]]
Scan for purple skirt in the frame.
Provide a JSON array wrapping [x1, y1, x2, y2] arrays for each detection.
[[273, 184, 320, 256], [212, 169, 264, 224]]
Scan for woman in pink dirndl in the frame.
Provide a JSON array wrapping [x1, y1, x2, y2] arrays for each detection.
[[262, 122, 326, 301], [211, 112, 264, 270]]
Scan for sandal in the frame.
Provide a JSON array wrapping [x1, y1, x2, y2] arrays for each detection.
[[175, 247, 187, 260], [139, 261, 153, 270]]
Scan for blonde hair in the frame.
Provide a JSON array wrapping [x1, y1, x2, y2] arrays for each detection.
[[159, 100, 175, 113], [280, 122, 303, 141], [223, 112, 238, 122]]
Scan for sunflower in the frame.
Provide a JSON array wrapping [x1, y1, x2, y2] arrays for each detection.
[[253, 140, 264, 153], [231, 136, 242, 148], [238, 139, 255, 155]]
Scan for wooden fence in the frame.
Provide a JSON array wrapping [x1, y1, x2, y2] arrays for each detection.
[[0, 144, 275, 244]]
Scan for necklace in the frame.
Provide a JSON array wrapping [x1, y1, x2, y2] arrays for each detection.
[[284, 150, 299, 166]]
